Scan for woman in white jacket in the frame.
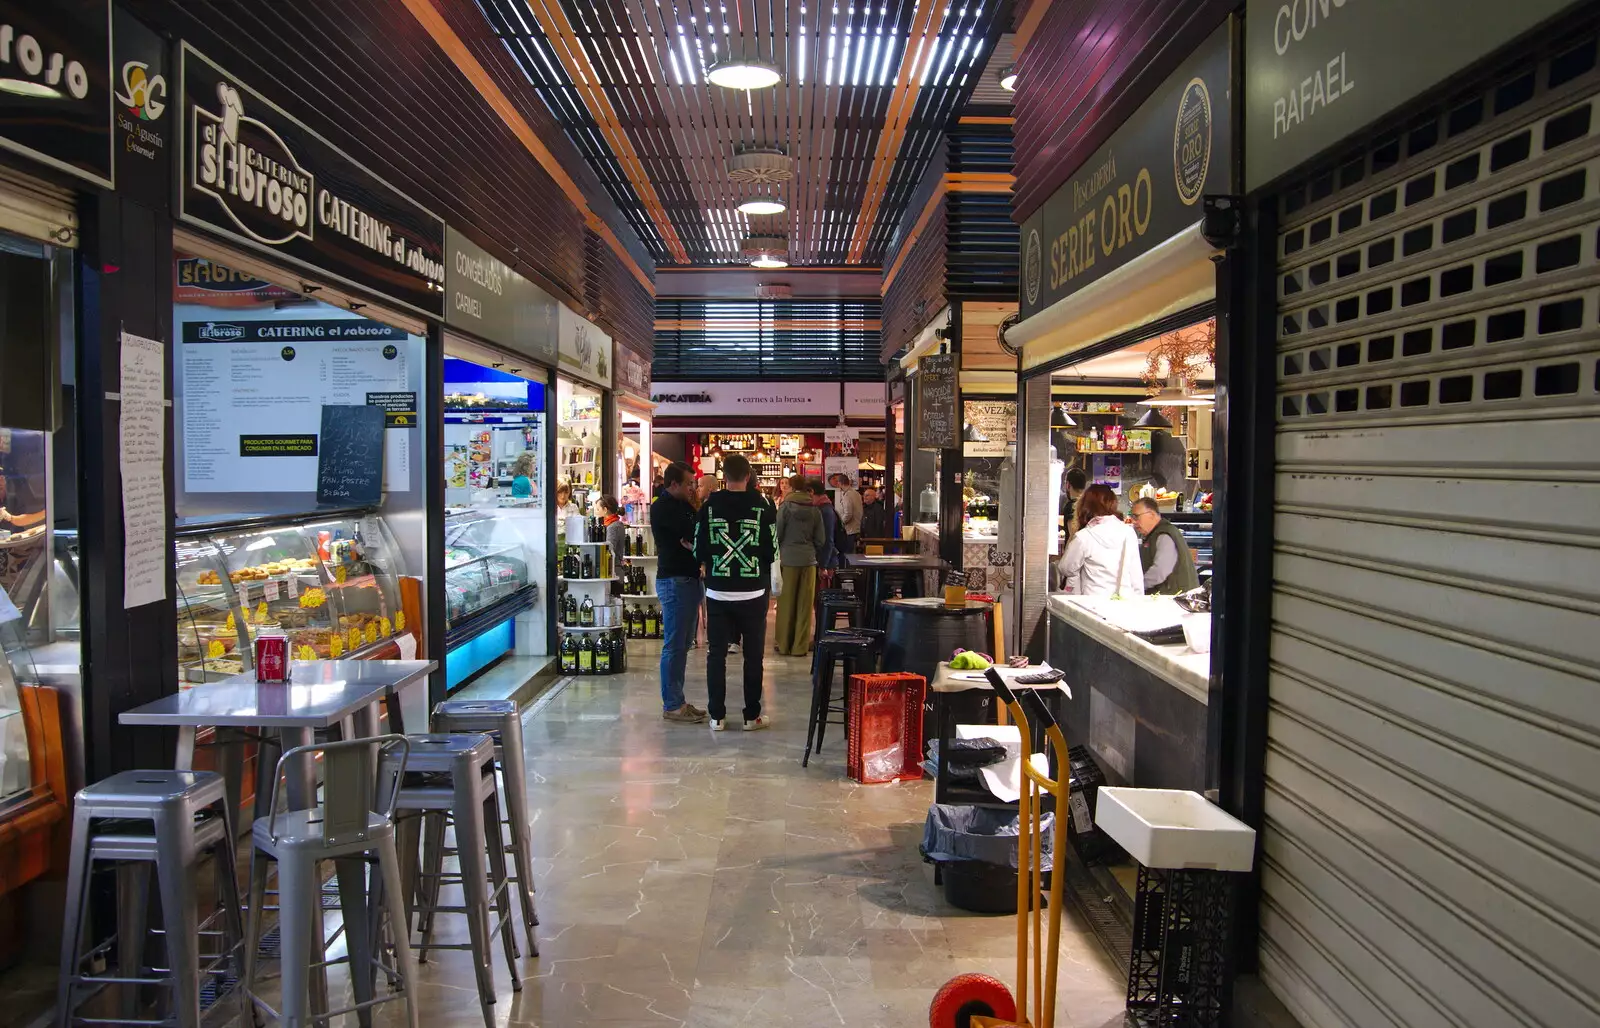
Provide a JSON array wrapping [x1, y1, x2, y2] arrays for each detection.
[[1056, 484, 1144, 597]]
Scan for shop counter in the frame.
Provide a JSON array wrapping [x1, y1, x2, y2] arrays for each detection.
[[1048, 595, 1211, 793]]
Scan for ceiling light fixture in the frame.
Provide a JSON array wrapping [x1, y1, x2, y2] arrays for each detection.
[[707, 57, 781, 90], [998, 64, 1017, 92], [750, 255, 789, 269], [737, 196, 787, 216], [728, 147, 794, 184], [1139, 373, 1215, 407], [1049, 404, 1076, 428]]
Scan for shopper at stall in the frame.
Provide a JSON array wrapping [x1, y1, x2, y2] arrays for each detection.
[[860, 485, 892, 540], [774, 476, 826, 656], [510, 452, 536, 499], [812, 478, 841, 568], [1056, 484, 1144, 597], [1060, 467, 1087, 542], [695, 455, 777, 731], [830, 473, 864, 555], [596, 495, 627, 578], [1130, 497, 1199, 595], [651, 463, 705, 724], [554, 478, 580, 540]]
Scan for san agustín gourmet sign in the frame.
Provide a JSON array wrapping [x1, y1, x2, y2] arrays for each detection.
[[178, 43, 446, 318], [1018, 24, 1231, 321]]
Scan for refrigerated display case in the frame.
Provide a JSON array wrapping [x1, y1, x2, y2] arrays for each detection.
[[174, 507, 411, 685], [443, 507, 539, 650]]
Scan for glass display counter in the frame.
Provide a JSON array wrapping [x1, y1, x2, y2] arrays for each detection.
[[443, 506, 540, 648], [174, 507, 410, 685]]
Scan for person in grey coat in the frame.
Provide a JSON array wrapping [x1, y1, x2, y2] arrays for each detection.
[[774, 477, 826, 655]]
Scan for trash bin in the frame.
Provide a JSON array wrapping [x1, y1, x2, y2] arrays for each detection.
[[921, 803, 1055, 914], [1094, 788, 1257, 1026]]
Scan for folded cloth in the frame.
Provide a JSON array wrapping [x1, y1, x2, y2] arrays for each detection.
[[926, 737, 1008, 768]]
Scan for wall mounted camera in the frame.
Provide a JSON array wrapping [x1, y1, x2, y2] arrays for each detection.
[[1201, 194, 1243, 254]]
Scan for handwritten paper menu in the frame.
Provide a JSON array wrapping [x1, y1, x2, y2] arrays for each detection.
[[120, 332, 167, 608]]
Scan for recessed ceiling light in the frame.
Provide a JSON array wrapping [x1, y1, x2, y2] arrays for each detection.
[[998, 65, 1017, 92], [737, 196, 787, 216], [707, 58, 781, 90], [751, 256, 789, 269]]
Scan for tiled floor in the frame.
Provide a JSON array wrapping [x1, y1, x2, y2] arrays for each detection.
[[393, 638, 1130, 1027], [20, 637, 1132, 1027]]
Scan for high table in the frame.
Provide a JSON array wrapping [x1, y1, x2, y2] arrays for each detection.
[[928, 661, 1069, 804], [844, 553, 950, 625], [880, 597, 994, 740], [119, 660, 435, 810]]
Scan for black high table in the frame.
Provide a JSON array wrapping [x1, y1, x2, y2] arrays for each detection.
[[844, 553, 951, 626]]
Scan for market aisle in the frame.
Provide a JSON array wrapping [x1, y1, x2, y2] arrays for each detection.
[[402, 643, 1130, 1027]]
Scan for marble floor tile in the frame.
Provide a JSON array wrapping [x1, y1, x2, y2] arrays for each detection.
[[230, 636, 1130, 1026]]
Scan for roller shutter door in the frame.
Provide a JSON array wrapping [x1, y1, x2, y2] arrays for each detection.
[[1262, 23, 1600, 1028]]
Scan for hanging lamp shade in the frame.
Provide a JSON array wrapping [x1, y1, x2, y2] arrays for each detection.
[[1134, 407, 1174, 429], [707, 58, 781, 90], [1049, 404, 1076, 428]]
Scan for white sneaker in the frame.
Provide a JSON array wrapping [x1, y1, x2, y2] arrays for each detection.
[[742, 715, 771, 732], [709, 718, 727, 732]]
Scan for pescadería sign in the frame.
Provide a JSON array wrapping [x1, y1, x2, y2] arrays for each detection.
[[1018, 24, 1231, 322]]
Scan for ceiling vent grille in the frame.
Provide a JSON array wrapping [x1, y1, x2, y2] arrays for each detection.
[[740, 233, 788, 257], [755, 283, 793, 299], [728, 148, 794, 184]]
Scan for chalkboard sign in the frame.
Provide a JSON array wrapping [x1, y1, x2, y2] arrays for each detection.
[[316, 405, 386, 506], [916, 353, 959, 451]]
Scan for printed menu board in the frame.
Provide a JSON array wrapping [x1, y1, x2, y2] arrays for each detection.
[[179, 318, 416, 494]]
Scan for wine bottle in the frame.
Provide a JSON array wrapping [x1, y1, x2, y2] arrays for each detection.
[[581, 552, 594, 579], [580, 595, 595, 627]]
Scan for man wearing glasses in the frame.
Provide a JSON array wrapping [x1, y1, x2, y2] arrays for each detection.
[[1130, 497, 1199, 595]]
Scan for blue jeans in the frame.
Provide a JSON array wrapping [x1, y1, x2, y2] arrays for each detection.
[[657, 576, 702, 711]]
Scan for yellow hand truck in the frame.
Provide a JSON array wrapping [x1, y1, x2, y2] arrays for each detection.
[[929, 667, 1072, 1028]]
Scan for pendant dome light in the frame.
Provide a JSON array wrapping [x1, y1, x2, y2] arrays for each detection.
[[750, 255, 789, 269], [737, 196, 787, 216], [1049, 404, 1076, 428], [1139, 373, 1215, 407], [998, 64, 1017, 92], [707, 57, 781, 90], [1134, 407, 1174, 430]]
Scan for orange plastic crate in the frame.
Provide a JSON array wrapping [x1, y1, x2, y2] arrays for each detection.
[[846, 672, 927, 784]]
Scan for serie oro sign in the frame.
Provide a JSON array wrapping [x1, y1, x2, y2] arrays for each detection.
[[1244, 0, 1579, 190], [178, 43, 446, 317], [1018, 24, 1230, 321]]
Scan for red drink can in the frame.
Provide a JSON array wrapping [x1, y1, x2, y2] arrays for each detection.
[[255, 630, 291, 683]]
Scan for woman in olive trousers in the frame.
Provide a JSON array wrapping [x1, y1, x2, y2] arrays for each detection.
[[774, 477, 826, 655]]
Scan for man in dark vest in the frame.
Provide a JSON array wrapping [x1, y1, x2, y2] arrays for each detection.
[[1130, 497, 1199, 595]]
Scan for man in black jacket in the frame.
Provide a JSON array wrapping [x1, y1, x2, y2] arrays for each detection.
[[694, 454, 777, 731], [650, 462, 705, 723], [860, 485, 892, 540]]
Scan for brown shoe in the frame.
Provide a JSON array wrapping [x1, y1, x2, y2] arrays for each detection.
[[663, 705, 705, 724]]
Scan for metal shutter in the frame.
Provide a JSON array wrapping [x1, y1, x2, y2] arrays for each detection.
[[1263, 23, 1600, 1028]]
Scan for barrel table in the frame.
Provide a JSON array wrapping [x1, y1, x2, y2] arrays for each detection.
[[880, 597, 994, 742]]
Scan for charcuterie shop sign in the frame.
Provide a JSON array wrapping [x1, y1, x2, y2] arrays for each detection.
[[179, 43, 446, 317], [1018, 24, 1231, 322]]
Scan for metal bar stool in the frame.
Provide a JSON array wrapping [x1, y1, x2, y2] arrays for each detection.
[[431, 699, 539, 954], [802, 630, 883, 767], [816, 589, 866, 639], [384, 734, 520, 1028], [57, 769, 248, 1028], [242, 737, 420, 1028]]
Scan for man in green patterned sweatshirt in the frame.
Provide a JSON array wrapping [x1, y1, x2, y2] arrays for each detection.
[[694, 454, 778, 731]]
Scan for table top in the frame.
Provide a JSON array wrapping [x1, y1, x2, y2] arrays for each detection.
[[119, 660, 436, 728], [845, 553, 949, 569], [931, 662, 1070, 695], [882, 596, 993, 616]]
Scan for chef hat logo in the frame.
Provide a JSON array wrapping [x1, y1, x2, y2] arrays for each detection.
[[217, 82, 244, 142]]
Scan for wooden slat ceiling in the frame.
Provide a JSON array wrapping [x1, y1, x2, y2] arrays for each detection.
[[474, 0, 1008, 267]]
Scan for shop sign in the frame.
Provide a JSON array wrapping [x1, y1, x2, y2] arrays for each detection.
[[1244, 0, 1577, 191], [443, 225, 556, 363], [0, 0, 113, 188], [175, 255, 300, 307], [178, 44, 446, 318], [556, 304, 612, 388], [649, 381, 841, 418], [181, 318, 409, 344], [112, 8, 169, 209], [614, 341, 650, 401], [963, 399, 1016, 456], [1017, 24, 1231, 322], [844, 382, 884, 420]]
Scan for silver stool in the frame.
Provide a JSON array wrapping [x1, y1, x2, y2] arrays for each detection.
[[386, 734, 520, 1028], [57, 770, 248, 1028], [432, 699, 539, 952], [243, 736, 419, 1028]]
